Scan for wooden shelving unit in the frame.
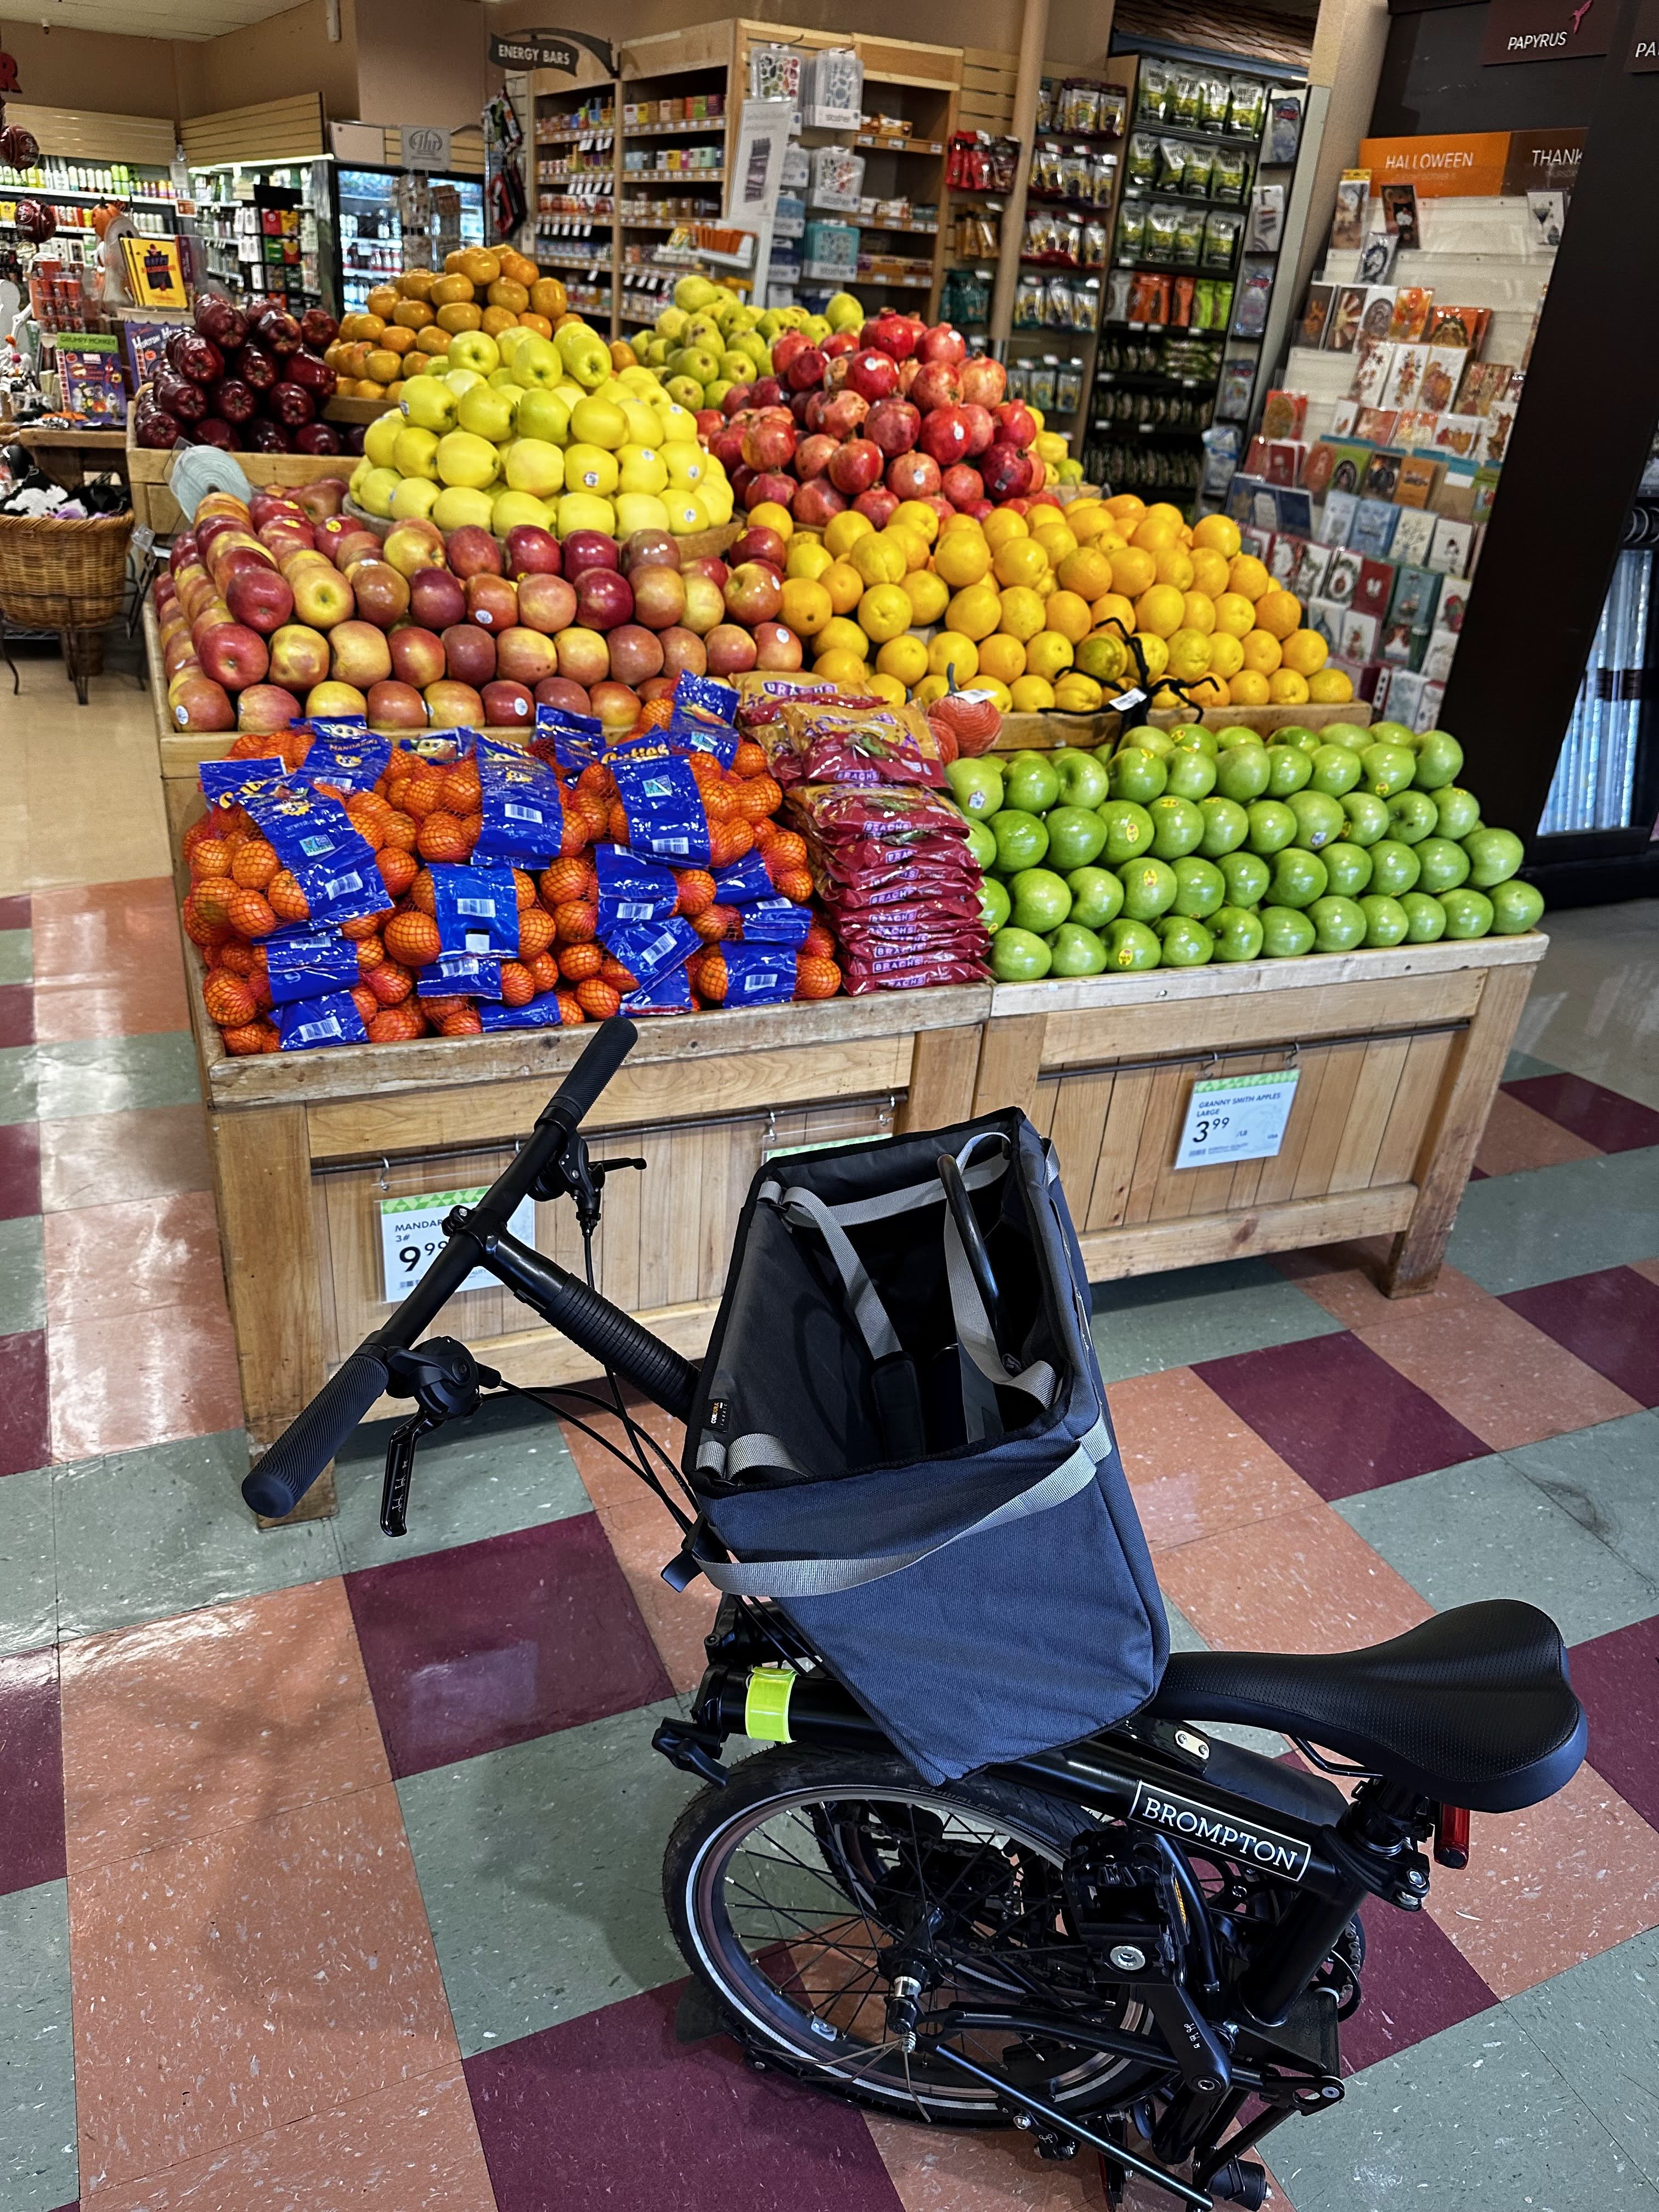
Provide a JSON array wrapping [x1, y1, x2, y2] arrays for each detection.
[[532, 69, 618, 331]]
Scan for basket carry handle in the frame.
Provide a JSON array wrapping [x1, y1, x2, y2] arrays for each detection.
[[690, 1415, 1112, 1598]]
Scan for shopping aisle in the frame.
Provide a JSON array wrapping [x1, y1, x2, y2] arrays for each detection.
[[2, 655, 1657, 2212]]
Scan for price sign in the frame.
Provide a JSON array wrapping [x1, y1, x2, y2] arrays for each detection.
[[379, 1186, 535, 1301], [1174, 1069, 1300, 1170]]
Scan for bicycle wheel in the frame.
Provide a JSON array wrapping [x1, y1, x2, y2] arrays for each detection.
[[663, 1745, 1166, 2124]]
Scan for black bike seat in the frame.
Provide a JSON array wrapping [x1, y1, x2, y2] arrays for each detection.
[[1148, 1600, 1587, 1814]]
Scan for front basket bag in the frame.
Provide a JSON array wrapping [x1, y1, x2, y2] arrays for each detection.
[[684, 1107, 1166, 1782]]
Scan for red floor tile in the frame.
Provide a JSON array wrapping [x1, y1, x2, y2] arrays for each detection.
[[44, 1190, 227, 1327], [1156, 1502, 1432, 1657], [1338, 1894, 1497, 2073], [29, 878, 178, 986], [0, 1646, 64, 1895], [0, 894, 30, 929], [1500, 1267, 1659, 1408], [0, 1119, 42, 1220], [1504, 1073, 1659, 1155], [345, 1513, 673, 1778], [0, 1328, 50, 1475], [1567, 1616, 1659, 1832], [0, 981, 35, 1048], [47, 1300, 242, 1461], [1473, 1088, 1601, 1177]]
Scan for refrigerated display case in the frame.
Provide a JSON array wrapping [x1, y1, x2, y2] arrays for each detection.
[[334, 168, 484, 311]]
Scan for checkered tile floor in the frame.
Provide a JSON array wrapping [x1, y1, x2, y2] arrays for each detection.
[[3, 878, 1658, 2212]]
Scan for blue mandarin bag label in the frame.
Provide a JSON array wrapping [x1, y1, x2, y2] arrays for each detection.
[[721, 943, 797, 1003], [278, 990, 369, 1051], [601, 915, 698, 992], [474, 752, 565, 868], [623, 961, 693, 1015], [417, 952, 504, 1000], [479, 991, 568, 1031], [200, 756, 286, 812], [431, 864, 521, 958], [245, 783, 375, 876], [533, 703, 605, 773], [294, 732, 392, 794], [610, 742, 711, 867], [595, 845, 678, 927], [265, 929, 359, 1006], [712, 851, 773, 905], [665, 702, 737, 767], [738, 896, 812, 945]]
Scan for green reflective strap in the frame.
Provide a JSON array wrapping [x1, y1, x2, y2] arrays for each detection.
[[744, 1667, 797, 1741]]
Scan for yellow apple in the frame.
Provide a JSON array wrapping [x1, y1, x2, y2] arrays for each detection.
[[363, 411, 404, 467], [435, 430, 500, 490], [432, 485, 496, 533], [504, 437, 565, 496], [617, 443, 668, 496], [555, 490, 618, 538], [614, 492, 674, 539], [392, 425, 441, 481]]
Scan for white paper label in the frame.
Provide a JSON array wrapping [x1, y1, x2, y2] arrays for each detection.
[[1174, 1070, 1300, 1169], [379, 1186, 535, 1301]]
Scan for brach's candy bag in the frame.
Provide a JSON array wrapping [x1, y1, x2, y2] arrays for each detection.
[[788, 784, 989, 995], [278, 990, 369, 1053], [265, 928, 359, 1007], [769, 699, 947, 789]]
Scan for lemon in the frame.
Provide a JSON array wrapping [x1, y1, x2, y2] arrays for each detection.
[[1134, 583, 1186, 640], [1009, 674, 1057, 712], [1281, 628, 1329, 676], [825, 510, 874, 560], [1254, 588, 1302, 640], [1192, 514, 1242, 557], [993, 537, 1050, 589], [1135, 631, 1170, 682], [1180, 590, 1216, 637], [1108, 545, 1156, 598], [822, 561, 865, 615], [1189, 548, 1230, 599], [877, 633, 929, 686], [893, 499, 940, 543], [901, 571, 950, 625], [1227, 668, 1271, 707], [1155, 548, 1195, 592], [1053, 672, 1104, 714], [978, 676, 1014, 713], [1240, 629, 1283, 675], [1025, 629, 1075, 681], [1206, 630, 1245, 680], [749, 499, 794, 539], [1057, 546, 1114, 600], [787, 538, 833, 582], [1045, 589, 1093, 644], [948, 582, 1002, 640], [1308, 666, 1355, 703], [913, 673, 951, 708], [850, 533, 907, 587], [857, 582, 915, 643], [978, 633, 1027, 685], [1165, 628, 1212, 682], [780, 578, 833, 637], [1268, 668, 1311, 704], [929, 630, 979, 682], [1091, 591, 1137, 633], [1227, 554, 1271, 603], [1212, 591, 1256, 639], [933, 528, 993, 588], [867, 672, 908, 707], [818, 615, 868, 662], [981, 509, 1029, 551], [886, 525, 930, 573], [814, 647, 870, 685]]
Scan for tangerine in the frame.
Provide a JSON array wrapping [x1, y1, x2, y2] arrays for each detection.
[[226, 888, 277, 939], [539, 858, 595, 907], [528, 951, 562, 995], [518, 907, 556, 960], [558, 941, 603, 981], [384, 911, 442, 966], [368, 961, 413, 1006], [417, 811, 469, 861], [575, 978, 622, 1020], [268, 871, 311, 923], [222, 1019, 275, 1055], [377, 848, 419, 898], [555, 991, 586, 1026], [369, 1005, 426, 1043], [439, 1008, 484, 1036], [795, 954, 840, 999], [499, 960, 537, 1007], [204, 972, 257, 1028], [554, 899, 597, 941]]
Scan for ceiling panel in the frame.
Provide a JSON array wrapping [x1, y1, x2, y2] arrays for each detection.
[[22, 0, 310, 38]]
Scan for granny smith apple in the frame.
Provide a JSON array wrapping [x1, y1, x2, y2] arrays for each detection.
[[1412, 728, 1464, 789], [1005, 751, 1062, 814], [1327, 720, 1380, 751], [1368, 839, 1421, 897], [946, 757, 1003, 816], [1439, 887, 1495, 939], [1149, 795, 1205, 859], [1159, 915, 1214, 966], [1322, 842, 1373, 898], [1210, 905, 1264, 962], [963, 817, 997, 871], [1358, 894, 1409, 947], [1218, 849, 1271, 907], [1400, 890, 1447, 943], [989, 926, 1052, 981], [1489, 878, 1545, 933], [1387, 789, 1439, 845], [980, 876, 1011, 932], [1288, 790, 1346, 851], [1414, 836, 1470, 894], [1009, 867, 1071, 933], [1167, 722, 1220, 757], [1172, 856, 1226, 918], [1119, 857, 1178, 920], [1308, 743, 1362, 797], [1165, 748, 1218, 802], [1259, 905, 1316, 957], [1067, 866, 1124, 930], [1048, 922, 1107, 975], [1361, 741, 1417, 797], [1052, 747, 1109, 808], [1214, 725, 1266, 751], [1215, 746, 1271, 803], [1307, 894, 1367, 953], [1105, 918, 1163, 970], [1245, 799, 1297, 855], [1463, 826, 1524, 888], [1429, 785, 1481, 840], [1264, 743, 1312, 797], [1120, 723, 1174, 755], [993, 809, 1049, 871], [1268, 847, 1328, 909], [1274, 724, 1322, 755], [1340, 789, 1391, 847], [1111, 747, 1167, 804], [1198, 795, 1249, 856], [1101, 800, 1155, 865], [1045, 805, 1108, 870]]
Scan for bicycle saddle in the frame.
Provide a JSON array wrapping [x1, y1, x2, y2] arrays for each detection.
[[1148, 1600, 1587, 1813]]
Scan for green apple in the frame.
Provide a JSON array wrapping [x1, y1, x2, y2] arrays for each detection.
[[1308, 743, 1362, 797], [1210, 905, 1264, 962], [1121, 722, 1174, 755], [1165, 748, 1217, 802], [1214, 725, 1266, 752], [1215, 745, 1271, 803], [1110, 746, 1167, 803], [1322, 842, 1373, 898], [1340, 790, 1392, 847], [1361, 741, 1417, 797], [1307, 894, 1367, 952], [1400, 890, 1447, 942], [1066, 865, 1124, 929], [1323, 721, 1376, 751], [1101, 800, 1155, 864], [1052, 747, 1109, 808], [1386, 789, 1439, 844], [674, 273, 719, 312], [1414, 836, 1470, 894], [655, 305, 690, 342], [1489, 878, 1545, 934], [1045, 805, 1108, 870], [826, 290, 864, 331], [397, 380, 459, 437], [1218, 849, 1270, 907], [945, 757, 1003, 816], [1005, 752, 1062, 814], [392, 424, 441, 480], [504, 436, 565, 497], [1119, 857, 1178, 921], [435, 429, 500, 490], [1429, 785, 1481, 840], [1105, 918, 1163, 970], [1149, 795, 1204, 859], [718, 351, 753, 384], [1274, 724, 1322, 754], [1245, 799, 1297, 855], [1268, 847, 1328, 909], [990, 926, 1052, 981], [1439, 887, 1495, 939], [963, 817, 997, 869], [980, 876, 1011, 932], [1158, 915, 1214, 966], [1412, 727, 1464, 788], [1166, 721, 1220, 757], [1463, 826, 1524, 887], [1009, 866, 1071, 932], [1259, 905, 1316, 958], [1358, 894, 1409, 947], [1171, 856, 1225, 918], [1198, 795, 1249, 856], [1048, 922, 1107, 976], [1264, 743, 1312, 797], [1288, 790, 1346, 851], [1368, 838, 1421, 897], [992, 809, 1048, 871]]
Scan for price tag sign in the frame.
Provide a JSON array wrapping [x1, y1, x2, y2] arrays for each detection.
[[1174, 1069, 1300, 1170], [379, 1186, 535, 1302]]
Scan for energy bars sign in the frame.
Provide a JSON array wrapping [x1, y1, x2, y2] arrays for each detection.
[[487, 27, 616, 78]]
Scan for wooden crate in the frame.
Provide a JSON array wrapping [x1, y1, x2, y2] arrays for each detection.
[[127, 404, 357, 537]]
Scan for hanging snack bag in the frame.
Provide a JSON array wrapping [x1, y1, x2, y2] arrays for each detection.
[[1136, 59, 1169, 121], [1144, 202, 1181, 264], [1181, 142, 1215, 199], [1229, 77, 1268, 139], [1200, 72, 1232, 132], [1210, 144, 1249, 204], [1156, 137, 1187, 191], [1171, 72, 1204, 127], [1173, 205, 1206, 268], [278, 991, 369, 1052], [1126, 132, 1158, 187], [1203, 210, 1243, 269]]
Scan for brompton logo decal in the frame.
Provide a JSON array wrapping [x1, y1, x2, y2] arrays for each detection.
[[1129, 1781, 1312, 1880]]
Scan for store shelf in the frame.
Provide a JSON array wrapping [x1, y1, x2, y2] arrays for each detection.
[[1132, 118, 1261, 151], [859, 220, 938, 236], [537, 125, 614, 146], [856, 269, 933, 288], [628, 168, 725, 184], [857, 134, 945, 155], [623, 118, 727, 137], [1020, 255, 1106, 270]]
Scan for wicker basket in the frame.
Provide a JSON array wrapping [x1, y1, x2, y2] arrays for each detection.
[[0, 509, 134, 631]]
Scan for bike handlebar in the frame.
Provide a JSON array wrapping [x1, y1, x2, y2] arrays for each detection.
[[241, 1017, 645, 1519]]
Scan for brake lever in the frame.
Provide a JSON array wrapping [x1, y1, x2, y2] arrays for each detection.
[[381, 1410, 436, 1538], [376, 1338, 503, 1537]]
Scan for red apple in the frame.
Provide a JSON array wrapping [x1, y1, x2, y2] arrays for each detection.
[[330, 619, 392, 689], [495, 627, 560, 686], [994, 400, 1037, 450], [704, 624, 758, 676], [563, 529, 618, 576], [865, 397, 921, 457], [959, 356, 1007, 408], [268, 623, 331, 690], [235, 682, 303, 733], [162, 632, 199, 679], [682, 555, 729, 588], [504, 526, 562, 579], [329, 528, 383, 573], [795, 433, 838, 481], [607, 624, 665, 687], [886, 452, 943, 499], [346, 560, 411, 630], [630, 565, 687, 630], [441, 623, 497, 686], [752, 622, 803, 671], [853, 486, 900, 529], [554, 627, 610, 687], [943, 462, 986, 509], [917, 324, 968, 368], [622, 529, 680, 572], [465, 574, 520, 631], [590, 680, 640, 728], [224, 566, 294, 635], [409, 567, 467, 631], [295, 478, 348, 522], [388, 625, 447, 689], [197, 621, 269, 690], [723, 562, 783, 625], [446, 525, 503, 580], [424, 679, 486, 729], [639, 676, 674, 704], [574, 567, 634, 631], [481, 679, 535, 728], [659, 625, 707, 679], [515, 572, 579, 636], [168, 672, 235, 731], [680, 573, 725, 635], [534, 676, 592, 716], [918, 406, 973, 470], [382, 520, 448, 577], [731, 527, 786, 572], [828, 438, 884, 496], [847, 349, 900, 403], [792, 478, 848, 528], [364, 679, 428, 729]]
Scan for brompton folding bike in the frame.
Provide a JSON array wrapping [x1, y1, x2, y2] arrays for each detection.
[[249, 1018, 1585, 2209]]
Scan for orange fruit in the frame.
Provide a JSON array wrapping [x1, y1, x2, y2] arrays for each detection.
[[1192, 514, 1242, 557], [1227, 669, 1271, 706], [1268, 668, 1311, 704], [1107, 545, 1156, 598], [1227, 554, 1271, 603], [392, 298, 433, 330], [1308, 666, 1354, 703], [1280, 628, 1329, 676], [1240, 629, 1282, 675], [488, 277, 530, 314], [1253, 588, 1302, 640]]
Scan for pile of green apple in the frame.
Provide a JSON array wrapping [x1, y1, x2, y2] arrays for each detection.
[[631, 274, 865, 411], [944, 719, 1543, 980]]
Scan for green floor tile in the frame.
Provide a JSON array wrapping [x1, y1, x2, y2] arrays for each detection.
[[1505, 1931, 1659, 2186], [1336, 1452, 1659, 1649], [1503, 1412, 1659, 1593], [1090, 1256, 1345, 1384], [0, 1469, 55, 1662], [398, 1699, 699, 2058], [0, 1881, 78, 2212], [0, 1046, 38, 1128], [332, 1395, 591, 1575], [1504, 1048, 1562, 1083], [0, 1216, 45, 1338], [32, 1034, 200, 1121], [0, 930, 31, 986], [53, 1429, 341, 1640], [1447, 1148, 1659, 1295], [1278, 2009, 1656, 2210]]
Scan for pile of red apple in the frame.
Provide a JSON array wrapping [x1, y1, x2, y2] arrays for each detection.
[[134, 291, 349, 458], [156, 480, 817, 733], [695, 311, 1041, 527]]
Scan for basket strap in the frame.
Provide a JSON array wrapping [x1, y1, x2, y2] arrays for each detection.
[[759, 1147, 1008, 1231], [944, 1131, 1056, 1428], [764, 1183, 903, 1361], [691, 1416, 1112, 1598]]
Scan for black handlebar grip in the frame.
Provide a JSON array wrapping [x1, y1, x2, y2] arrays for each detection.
[[538, 1017, 638, 1140], [528, 1265, 699, 1423], [241, 1350, 390, 1519]]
